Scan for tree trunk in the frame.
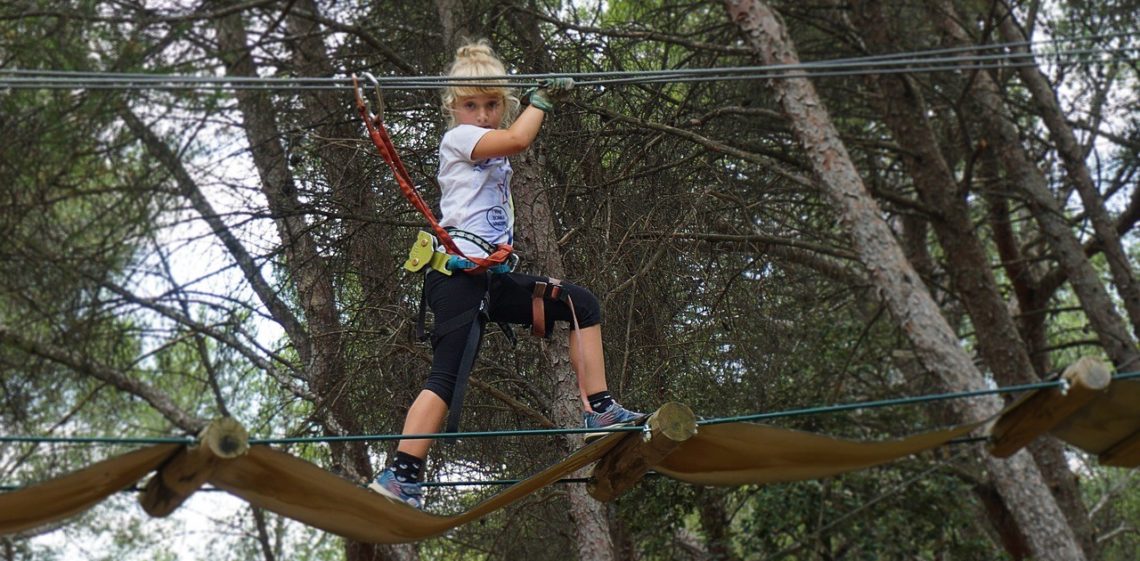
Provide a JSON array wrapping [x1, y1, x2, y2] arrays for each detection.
[[930, 1, 1140, 372], [995, 1, 1140, 338], [515, 135, 619, 561], [507, 20, 620, 561], [215, 11, 416, 559], [847, 0, 1036, 390], [280, 0, 397, 481], [982, 171, 1054, 375], [695, 488, 739, 561], [722, 2, 1086, 559], [286, 0, 402, 323], [435, 0, 471, 51], [278, 6, 418, 561], [844, 2, 1096, 555]]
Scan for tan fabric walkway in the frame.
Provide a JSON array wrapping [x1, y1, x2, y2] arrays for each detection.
[[2, 370, 1137, 543]]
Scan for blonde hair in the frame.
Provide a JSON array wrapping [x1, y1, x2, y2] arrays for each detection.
[[442, 40, 520, 128]]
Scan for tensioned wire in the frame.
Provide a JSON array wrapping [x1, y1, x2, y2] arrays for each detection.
[[1, 371, 1137, 447], [5, 30, 1136, 83], [1, 32, 1136, 90], [0, 46, 1130, 89]]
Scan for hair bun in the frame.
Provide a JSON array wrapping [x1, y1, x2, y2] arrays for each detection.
[[455, 40, 494, 62]]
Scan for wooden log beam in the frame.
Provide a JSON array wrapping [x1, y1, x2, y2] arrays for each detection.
[[587, 402, 697, 502], [140, 417, 249, 517], [1099, 430, 1140, 468], [989, 357, 1111, 458]]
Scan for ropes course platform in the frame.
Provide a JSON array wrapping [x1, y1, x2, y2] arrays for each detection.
[[1, 357, 1137, 543]]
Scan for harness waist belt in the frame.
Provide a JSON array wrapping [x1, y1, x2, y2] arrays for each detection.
[[405, 230, 517, 276]]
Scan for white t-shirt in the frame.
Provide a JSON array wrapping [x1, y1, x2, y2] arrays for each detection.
[[437, 124, 514, 257]]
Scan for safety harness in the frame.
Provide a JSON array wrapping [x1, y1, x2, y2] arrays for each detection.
[[353, 75, 588, 434], [405, 229, 518, 438]]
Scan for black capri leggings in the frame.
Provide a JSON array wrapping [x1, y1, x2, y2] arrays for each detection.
[[422, 270, 601, 404]]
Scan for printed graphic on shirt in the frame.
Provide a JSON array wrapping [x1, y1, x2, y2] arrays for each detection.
[[486, 206, 508, 231], [479, 157, 512, 233]]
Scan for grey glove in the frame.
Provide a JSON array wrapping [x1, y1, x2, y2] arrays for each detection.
[[527, 77, 574, 111]]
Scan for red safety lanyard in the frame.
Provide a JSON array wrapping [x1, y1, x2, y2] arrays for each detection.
[[352, 74, 513, 274]]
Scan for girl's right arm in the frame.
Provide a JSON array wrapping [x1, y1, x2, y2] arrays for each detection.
[[470, 105, 547, 160]]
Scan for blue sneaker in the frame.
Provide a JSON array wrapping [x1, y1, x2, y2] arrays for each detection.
[[368, 469, 423, 509], [583, 402, 645, 442]]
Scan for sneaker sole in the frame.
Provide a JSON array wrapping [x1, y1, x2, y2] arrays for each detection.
[[368, 481, 421, 509]]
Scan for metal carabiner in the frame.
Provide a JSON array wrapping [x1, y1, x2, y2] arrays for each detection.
[[361, 72, 385, 116], [350, 72, 386, 121]]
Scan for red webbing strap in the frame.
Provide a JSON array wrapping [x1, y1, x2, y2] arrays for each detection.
[[352, 75, 512, 275]]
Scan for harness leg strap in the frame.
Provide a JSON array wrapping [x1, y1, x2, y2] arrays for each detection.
[[444, 311, 484, 440], [443, 277, 491, 440], [531, 279, 563, 338]]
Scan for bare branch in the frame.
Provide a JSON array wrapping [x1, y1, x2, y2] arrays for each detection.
[[0, 323, 202, 433]]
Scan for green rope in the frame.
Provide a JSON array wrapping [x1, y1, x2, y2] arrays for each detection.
[[1, 371, 1137, 447], [0, 435, 194, 445], [698, 380, 1057, 426], [702, 370, 1140, 426], [421, 473, 672, 488]]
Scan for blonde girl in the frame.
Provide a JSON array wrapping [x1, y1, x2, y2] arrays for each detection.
[[371, 40, 640, 509]]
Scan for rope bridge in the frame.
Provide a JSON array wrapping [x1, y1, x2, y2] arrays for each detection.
[[1, 357, 1137, 543]]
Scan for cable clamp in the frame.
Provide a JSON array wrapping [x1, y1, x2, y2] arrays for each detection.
[[1058, 377, 1071, 396]]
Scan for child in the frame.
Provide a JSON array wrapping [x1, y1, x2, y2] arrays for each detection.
[[370, 40, 641, 509]]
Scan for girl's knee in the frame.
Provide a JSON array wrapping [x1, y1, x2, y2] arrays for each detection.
[[423, 370, 457, 404], [567, 284, 602, 327]]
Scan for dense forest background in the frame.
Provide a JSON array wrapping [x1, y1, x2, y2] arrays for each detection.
[[2, 0, 1138, 559]]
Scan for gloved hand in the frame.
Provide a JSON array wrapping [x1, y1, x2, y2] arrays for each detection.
[[526, 77, 574, 112]]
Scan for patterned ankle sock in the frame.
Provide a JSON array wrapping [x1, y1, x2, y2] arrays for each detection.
[[391, 451, 423, 484], [587, 391, 614, 413]]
